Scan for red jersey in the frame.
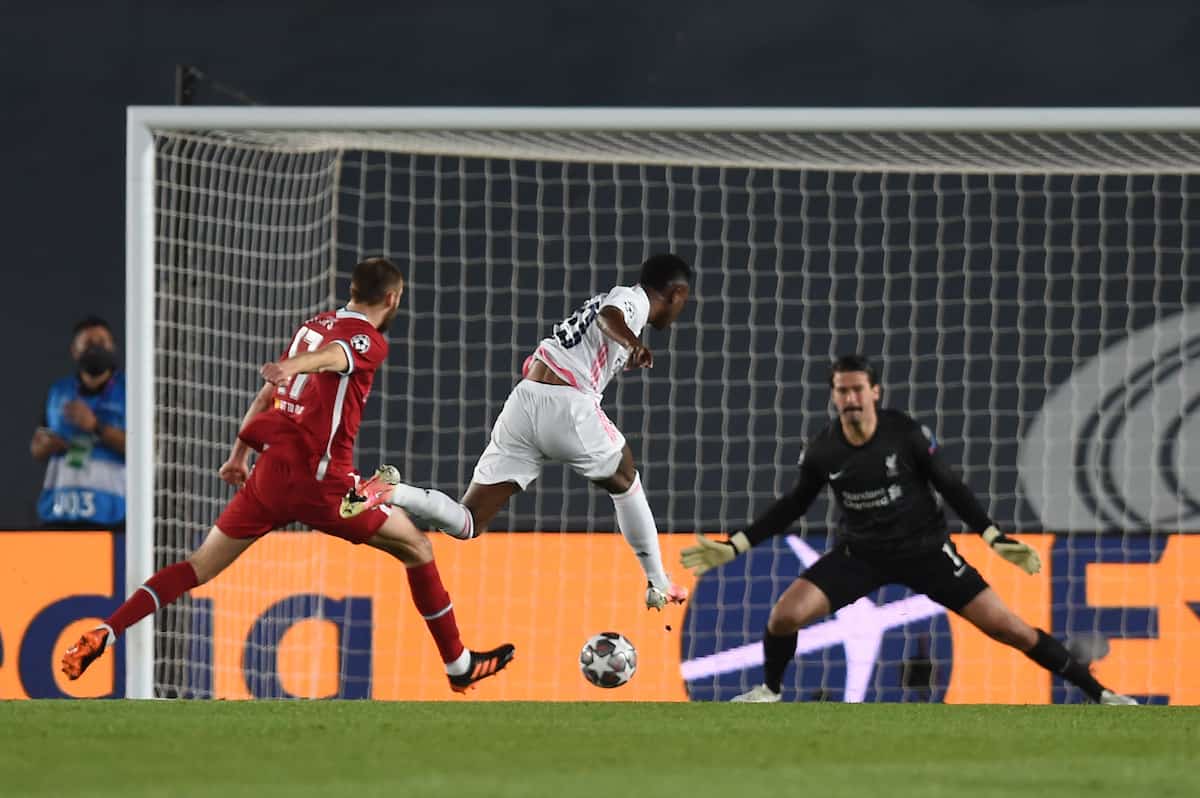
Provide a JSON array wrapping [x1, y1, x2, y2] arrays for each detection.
[[240, 308, 387, 481]]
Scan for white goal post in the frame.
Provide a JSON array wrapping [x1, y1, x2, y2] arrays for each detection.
[[127, 107, 1200, 702]]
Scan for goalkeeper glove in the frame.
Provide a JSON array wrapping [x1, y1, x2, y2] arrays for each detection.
[[680, 532, 751, 576], [982, 525, 1041, 575]]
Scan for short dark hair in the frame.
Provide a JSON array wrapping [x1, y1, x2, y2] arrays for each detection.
[[350, 257, 404, 305], [829, 354, 878, 387], [72, 315, 112, 338], [638, 253, 691, 293]]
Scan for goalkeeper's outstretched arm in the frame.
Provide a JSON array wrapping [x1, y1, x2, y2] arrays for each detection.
[[681, 471, 824, 576], [743, 475, 825, 546], [915, 429, 1041, 574], [923, 450, 997, 530]]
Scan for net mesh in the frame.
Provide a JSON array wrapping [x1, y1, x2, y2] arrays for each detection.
[[148, 123, 1199, 703]]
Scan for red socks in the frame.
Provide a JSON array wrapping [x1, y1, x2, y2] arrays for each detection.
[[105, 559, 467, 671], [405, 561, 466, 664], [106, 561, 199, 636]]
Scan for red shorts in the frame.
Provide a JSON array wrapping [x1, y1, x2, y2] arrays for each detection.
[[215, 443, 390, 544]]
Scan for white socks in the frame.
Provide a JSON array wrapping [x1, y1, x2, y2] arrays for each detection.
[[445, 647, 471, 676], [611, 472, 670, 591], [390, 483, 475, 539], [388, 476, 668, 593]]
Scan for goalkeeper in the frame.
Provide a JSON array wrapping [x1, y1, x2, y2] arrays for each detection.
[[682, 354, 1136, 705]]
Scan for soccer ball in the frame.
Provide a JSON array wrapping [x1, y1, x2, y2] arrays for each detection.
[[579, 631, 637, 688]]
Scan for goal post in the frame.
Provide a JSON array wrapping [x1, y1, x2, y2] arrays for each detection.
[[125, 117, 156, 700], [127, 107, 1200, 702]]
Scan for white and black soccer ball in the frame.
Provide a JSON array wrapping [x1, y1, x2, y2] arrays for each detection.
[[579, 632, 637, 688]]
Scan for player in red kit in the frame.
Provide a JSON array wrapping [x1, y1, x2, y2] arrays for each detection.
[[61, 258, 514, 693]]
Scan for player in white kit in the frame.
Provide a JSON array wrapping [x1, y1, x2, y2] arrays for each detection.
[[341, 254, 693, 609]]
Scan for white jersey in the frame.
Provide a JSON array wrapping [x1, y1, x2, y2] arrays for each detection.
[[529, 285, 650, 398]]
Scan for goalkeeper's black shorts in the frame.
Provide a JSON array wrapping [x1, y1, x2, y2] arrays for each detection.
[[801, 540, 989, 613]]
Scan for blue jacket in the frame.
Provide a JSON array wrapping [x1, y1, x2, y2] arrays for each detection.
[[38, 371, 126, 526]]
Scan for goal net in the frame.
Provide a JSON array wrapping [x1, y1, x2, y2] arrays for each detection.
[[129, 109, 1200, 704]]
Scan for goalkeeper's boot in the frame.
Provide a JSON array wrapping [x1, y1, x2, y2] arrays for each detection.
[[1099, 689, 1139, 705], [449, 643, 516, 693], [339, 465, 401, 519], [646, 581, 689, 610], [730, 684, 783, 703], [61, 626, 113, 680]]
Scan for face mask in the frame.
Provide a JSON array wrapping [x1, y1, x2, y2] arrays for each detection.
[[78, 345, 116, 377]]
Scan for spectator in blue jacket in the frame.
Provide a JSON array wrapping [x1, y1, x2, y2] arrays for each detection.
[[31, 316, 126, 529]]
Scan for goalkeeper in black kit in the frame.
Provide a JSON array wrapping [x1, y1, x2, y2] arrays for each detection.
[[682, 355, 1137, 705]]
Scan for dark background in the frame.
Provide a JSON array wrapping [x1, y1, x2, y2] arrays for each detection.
[[6, 1, 1199, 528]]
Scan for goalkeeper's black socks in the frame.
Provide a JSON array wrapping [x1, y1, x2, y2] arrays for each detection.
[[762, 628, 798, 694], [1023, 628, 1104, 702]]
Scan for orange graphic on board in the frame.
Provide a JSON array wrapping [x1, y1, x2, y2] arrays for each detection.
[[3, 530, 1197, 704]]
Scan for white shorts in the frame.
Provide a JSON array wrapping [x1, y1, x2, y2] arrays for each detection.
[[472, 380, 625, 489]]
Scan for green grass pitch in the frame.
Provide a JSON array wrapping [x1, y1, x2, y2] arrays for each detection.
[[2, 701, 1195, 798]]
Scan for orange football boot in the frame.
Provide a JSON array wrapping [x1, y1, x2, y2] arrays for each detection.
[[61, 626, 112, 680]]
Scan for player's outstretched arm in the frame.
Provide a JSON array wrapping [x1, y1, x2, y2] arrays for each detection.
[[681, 474, 822, 576], [596, 306, 652, 368], [916, 430, 1041, 575]]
